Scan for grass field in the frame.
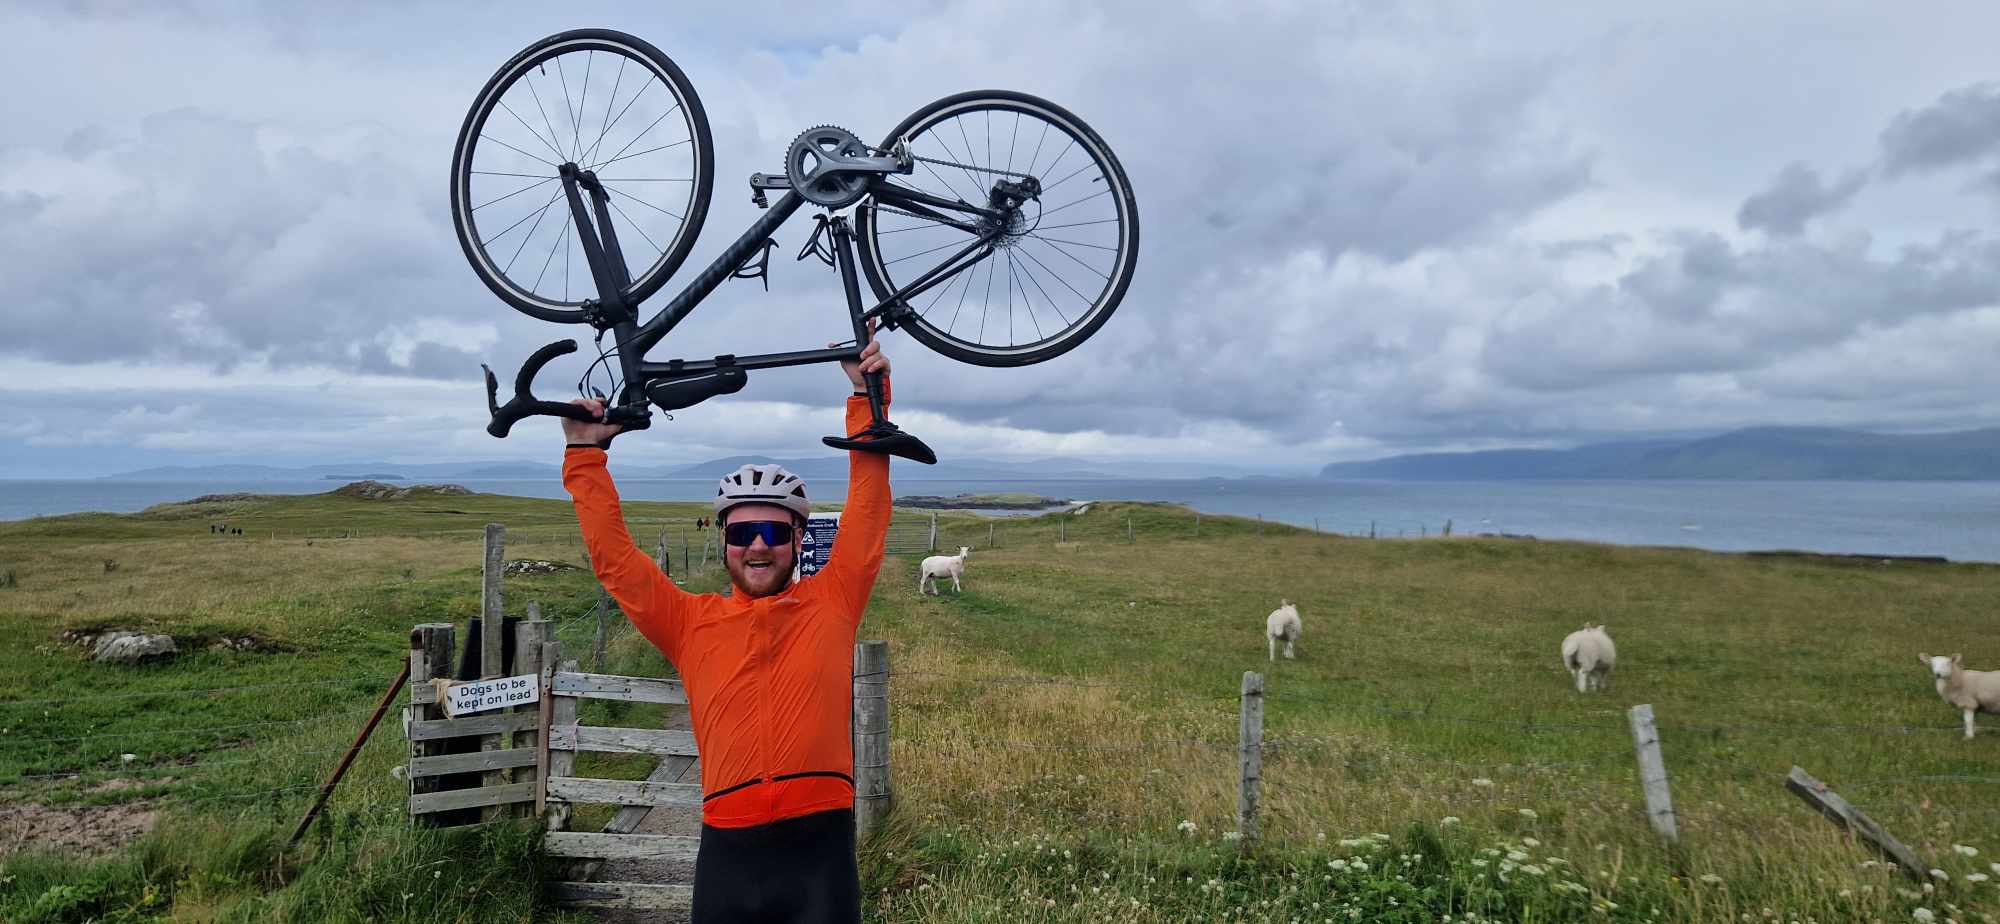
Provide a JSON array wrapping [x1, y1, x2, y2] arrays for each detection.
[[1, 486, 1994, 923]]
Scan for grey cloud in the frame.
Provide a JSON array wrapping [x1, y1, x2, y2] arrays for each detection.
[[1736, 162, 1866, 236], [1880, 81, 2000, 176]]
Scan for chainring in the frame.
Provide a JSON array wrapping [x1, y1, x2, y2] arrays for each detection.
[[786, 125, 874, 208]]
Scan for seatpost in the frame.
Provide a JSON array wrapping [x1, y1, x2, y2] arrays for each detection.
[[829, 216, 888, 427]]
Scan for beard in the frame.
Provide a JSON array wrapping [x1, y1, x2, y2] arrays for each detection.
[[727, 544, 797, 597]]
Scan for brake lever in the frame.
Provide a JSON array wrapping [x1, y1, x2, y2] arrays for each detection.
[[481, 339, 653, 445]]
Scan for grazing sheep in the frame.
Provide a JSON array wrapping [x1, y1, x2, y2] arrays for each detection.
[[1922, 653, 2000, 740], [919, 546, 970, 595], [1560, 623, 1616, 693], [1265, 600, 1301, 662]]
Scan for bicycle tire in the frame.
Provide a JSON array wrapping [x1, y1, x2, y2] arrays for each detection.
[[856, 90, 1139, 367], [450, 29, 715, 323]]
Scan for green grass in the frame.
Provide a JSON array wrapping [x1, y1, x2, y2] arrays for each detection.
[[2, 489, 1995, 922]]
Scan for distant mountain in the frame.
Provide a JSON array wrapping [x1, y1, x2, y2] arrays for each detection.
[[1320, 427, 2000, 481]]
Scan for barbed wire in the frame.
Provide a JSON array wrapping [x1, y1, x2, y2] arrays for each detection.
[[1264, 691, 1627, 732], [0, 677, 365, 710], [0, 703, 380, 746]]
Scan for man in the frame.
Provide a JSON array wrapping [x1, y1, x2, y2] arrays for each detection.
[[560, 337, 891, 924]]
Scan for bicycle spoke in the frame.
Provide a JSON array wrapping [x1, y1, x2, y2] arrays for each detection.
[[596, 177, 693, 182], [946, 248, 976, 333], [533, 219, 569, 294], [1006, 111, 1019, 176], [586, 56, 627, 165], [1027, 234, 1112, 282], [1006, 250, 1047, 341], [503, 190, 564, 274], [498, 101, 568, 162], [584, 75, 655, 167], [575, 52, 593, 160], [912, 135, 978, 205], [1016, 242, 1094, 311], [525, 73, 569, 164], [979, 243, 995, 342], [885, 236, 976, 268], [1013, 247, 1074, 328], [480, 187, 566, 248], [1041, 160, 1096, 195], [606, 196, 664, 256], [605, 183, 686, 222], [951, 116, 987, 194], [472, 170, 557, 179], [1004, 248, 1016, 342], [1036, 217, 1120, 232], [590, 108, 686, 171], [1039, 187, 1111, 219], [555, 54, 582, 160], [1027, 232, 1119, 254], [1024, 119, 1052, 177], [472, 175, 557, 212], [480, 134, 562, 170]]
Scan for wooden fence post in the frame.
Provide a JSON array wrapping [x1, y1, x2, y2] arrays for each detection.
[[988, 522, 995, 547], [1785, 767, 1926, 882], [1194, 513, 1200, 538], [593, 590, 608, 672], [1127, 515, 1134, 543], [1627, 704, 1678, 841], [854, 641, 892, 840], [1369, 520, 1376, 539], [407, 623, 454, 827], [1059, 518, 1066, 543], [927, 515, 937, 552], [480, 524, 507, 822], [1256, 515, 1264, 538], [544, 657, 579, 833], [1238, 671, 1263, 851], [655, 526, 670, 573], [511, 610, 549, 817]]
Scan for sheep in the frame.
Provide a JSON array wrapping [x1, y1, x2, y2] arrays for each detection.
[[1265, 600, 1301, 662], [1560, 623, 1616, 693], [919, 546, 970, 595], [1922, 653, 2000, 740]]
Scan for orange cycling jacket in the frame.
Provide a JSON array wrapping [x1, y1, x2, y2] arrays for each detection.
[[562, 385, 890, 829]]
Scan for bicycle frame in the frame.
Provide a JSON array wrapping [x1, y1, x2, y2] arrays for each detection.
[[555, 164, 1006, 421]]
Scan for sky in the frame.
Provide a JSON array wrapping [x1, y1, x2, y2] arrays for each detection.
[[3, 0, 1999, 478]]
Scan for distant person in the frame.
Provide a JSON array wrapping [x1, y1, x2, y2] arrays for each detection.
[[560, 337, 893, 924]]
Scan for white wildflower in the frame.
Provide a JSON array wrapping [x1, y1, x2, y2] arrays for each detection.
[[1222, 831, 1242, 842], [1956, 845, 1981, 858], [1471, 778, 1494, 787], [1522, 837, 1541, 847], [1700, 874, 1724, 885], [1932, 869, 1951, 882], [1441, 816, 1461, 826], [1518, 808, 1539, 820], [1968, 873, 1991, 884], [1912, 909, 1935, 924], [1177, 820, 1198, 835]]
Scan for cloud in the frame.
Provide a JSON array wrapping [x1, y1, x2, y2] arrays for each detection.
[[1880, 81, 2000, 176], [1737, 163, 1867, 236]]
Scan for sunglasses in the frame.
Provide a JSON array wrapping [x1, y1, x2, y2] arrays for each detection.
[[723, 520, 796, 548]]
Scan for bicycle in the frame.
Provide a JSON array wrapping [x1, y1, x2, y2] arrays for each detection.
[[452, 28, 1141, 462]]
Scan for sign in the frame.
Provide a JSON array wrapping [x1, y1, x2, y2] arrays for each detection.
[[442, 673, 540, 717], [797, 512, 841, 578]]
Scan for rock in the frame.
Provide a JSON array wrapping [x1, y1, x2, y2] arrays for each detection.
[[505, 559, 579, 575], [92, 632, 177, 664], [329, 480, 472, 500]]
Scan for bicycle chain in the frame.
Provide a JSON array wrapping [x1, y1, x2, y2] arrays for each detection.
[[904, 151, 1036, 179]]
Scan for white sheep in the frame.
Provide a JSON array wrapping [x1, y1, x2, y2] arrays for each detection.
[[1265, 600, 1301, 662], [1560, 623, 1616, 693], [1922, 653, 2000, 740], [919, 546, 970, 595]]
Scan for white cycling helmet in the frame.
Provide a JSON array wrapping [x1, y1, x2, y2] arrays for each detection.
[[714, 463, 811, 524]]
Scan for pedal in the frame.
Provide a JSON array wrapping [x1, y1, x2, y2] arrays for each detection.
[[822, 421, 937, 465]]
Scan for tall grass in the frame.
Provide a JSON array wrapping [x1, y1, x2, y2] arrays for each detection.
[[2, 491, 1995, 922]]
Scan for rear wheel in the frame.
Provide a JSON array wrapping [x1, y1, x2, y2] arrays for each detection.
[[856, 91, 1139, 367], [449, 29, 715, 323]]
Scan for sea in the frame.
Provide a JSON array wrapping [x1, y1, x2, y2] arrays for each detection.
[[2, 477, 1997, 564]]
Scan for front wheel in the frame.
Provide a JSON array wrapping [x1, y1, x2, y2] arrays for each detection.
[[856, 91, 1139, 367], [449, 29, 716, 323]]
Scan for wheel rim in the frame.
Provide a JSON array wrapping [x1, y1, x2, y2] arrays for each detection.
[[454, 37, 705, 317], [863, 98, 1136, 361]]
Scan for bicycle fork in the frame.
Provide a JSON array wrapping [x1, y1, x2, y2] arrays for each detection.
[[820, 214, 937, 464]]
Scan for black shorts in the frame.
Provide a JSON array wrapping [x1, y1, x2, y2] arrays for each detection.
[[692, 808, 860, 924]]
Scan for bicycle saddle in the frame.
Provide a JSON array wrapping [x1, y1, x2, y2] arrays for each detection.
[[823, 421, 937, 465]]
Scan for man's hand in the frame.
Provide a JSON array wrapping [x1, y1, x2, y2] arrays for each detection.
[[836, 321, 890, 390], [562, 397, 624, 446]]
